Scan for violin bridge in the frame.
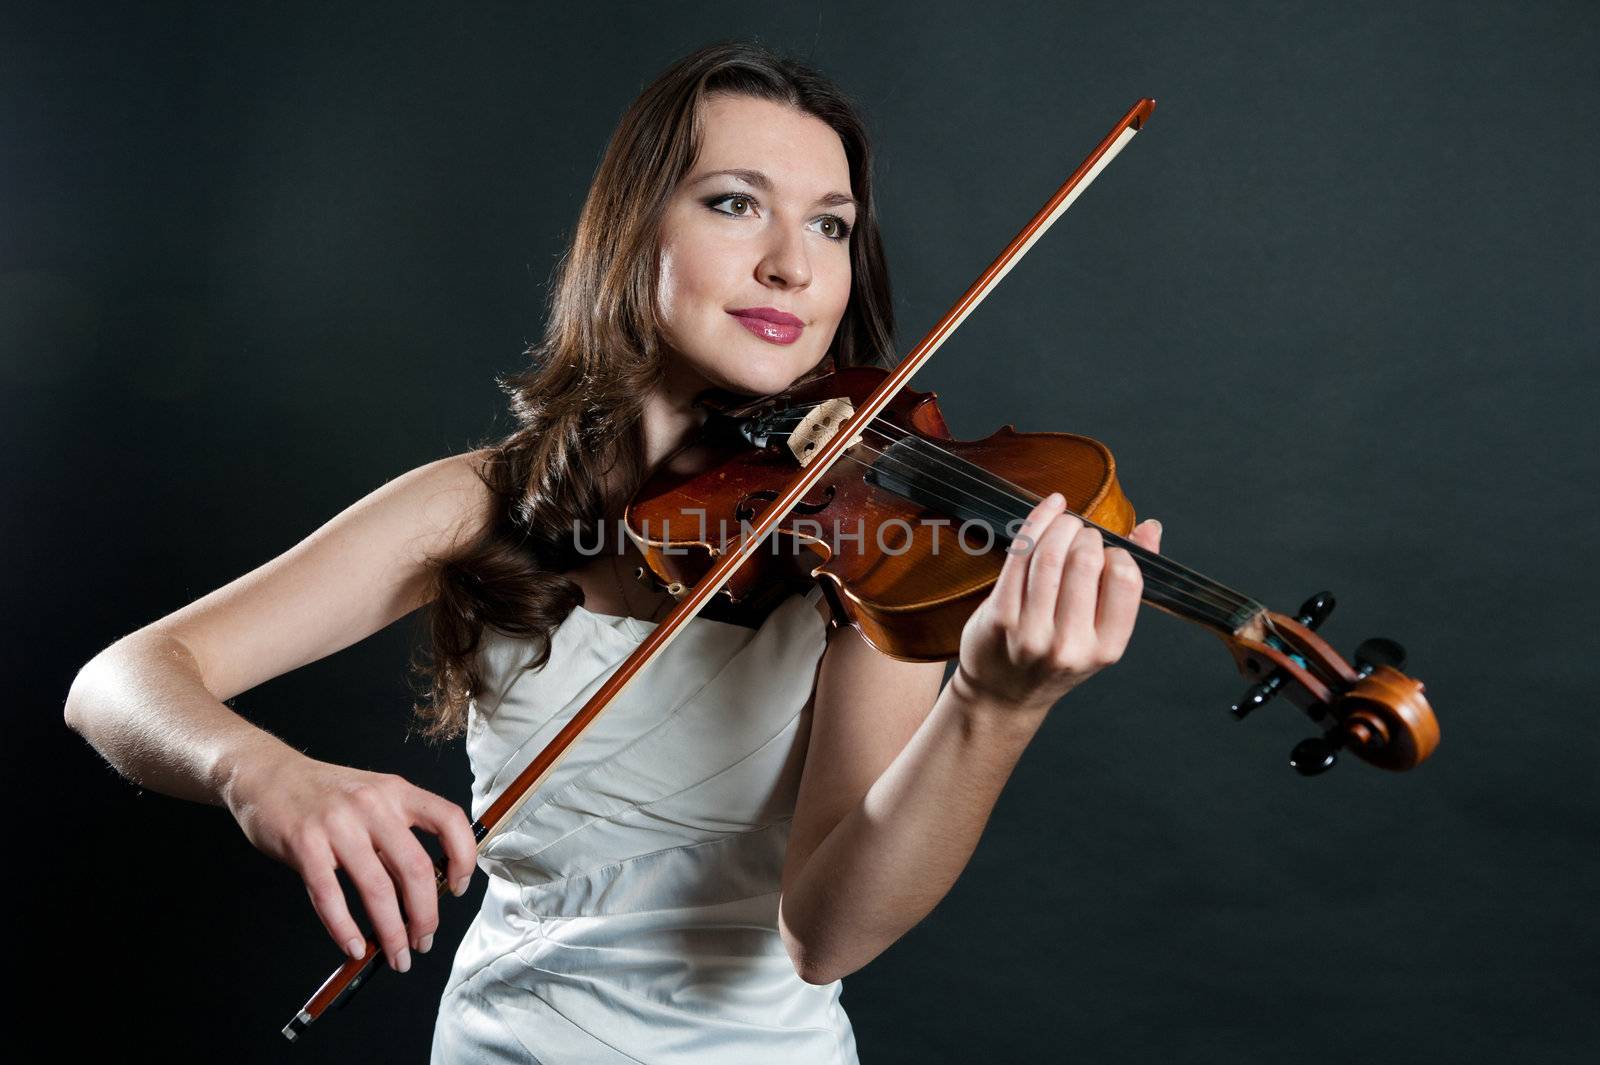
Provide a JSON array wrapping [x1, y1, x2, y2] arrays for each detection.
[[788, 397, 862, 467]]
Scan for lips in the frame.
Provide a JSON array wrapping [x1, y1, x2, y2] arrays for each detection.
[[728, 306, 804, 327], [728, 307, 804, 345]]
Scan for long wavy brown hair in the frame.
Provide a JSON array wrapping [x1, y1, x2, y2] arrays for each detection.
[[407, 40, 897, 741]]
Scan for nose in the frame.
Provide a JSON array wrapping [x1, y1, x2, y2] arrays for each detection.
[[755, 223, 812, 290]]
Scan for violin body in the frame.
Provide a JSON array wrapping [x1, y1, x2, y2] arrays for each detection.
[[626, 366, 1136, 660]]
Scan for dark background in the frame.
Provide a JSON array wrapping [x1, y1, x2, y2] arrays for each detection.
[[8, 1, 1596, 1061]]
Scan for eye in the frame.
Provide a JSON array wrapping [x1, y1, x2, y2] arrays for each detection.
[[808, 215, 854, 242], [703, 191, 854, 242], [705, 192, 757, 217]]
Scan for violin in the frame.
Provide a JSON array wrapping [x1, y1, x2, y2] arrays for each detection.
[[282, 97, 1438, 1041], [628, 363, 1438, 775]]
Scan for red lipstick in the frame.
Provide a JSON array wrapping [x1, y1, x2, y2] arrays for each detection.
[[728, 306, 804, 345]]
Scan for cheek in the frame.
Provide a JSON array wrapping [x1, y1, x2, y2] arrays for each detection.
[[827, 263, 853, 320], [657, 242, 714, 334], [656, 250, 679, 323], [659, 236, 723, 318]]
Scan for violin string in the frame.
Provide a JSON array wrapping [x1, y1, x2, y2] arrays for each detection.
[[810, 439, 1250, 629], [756, 405, 1251, 610], [750, 405, 1262, 624], [756, 408, 1255, 622], [837, 419, 1261, 620], [746, 415, 1253, 627]]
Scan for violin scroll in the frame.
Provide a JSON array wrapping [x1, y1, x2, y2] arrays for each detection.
[[1221, 591, 1440, 775]]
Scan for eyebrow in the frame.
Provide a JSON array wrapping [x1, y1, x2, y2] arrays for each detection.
[[689, 168, 857, 210]]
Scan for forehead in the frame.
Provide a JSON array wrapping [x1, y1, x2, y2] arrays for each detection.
[[689, 93, 852, 195]]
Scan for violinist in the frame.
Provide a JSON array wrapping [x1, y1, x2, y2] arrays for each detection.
[[63, 40, 1163, 1063]]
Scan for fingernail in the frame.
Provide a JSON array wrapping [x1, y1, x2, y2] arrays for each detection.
[[1148, 519, 1162, 534], [394, 948, 411, 973], [451, 877, 469, 897], [419, 933, 434, 954], [1046, 492, 1064, 507], [345, 937, 365, 959]]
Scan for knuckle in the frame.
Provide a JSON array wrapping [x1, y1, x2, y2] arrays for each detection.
[[304, 879, 337, 907], [1067, 548, 1102, 573], [1035, 545, 1069, 570], [1108, 558, 1142, 587], [285, 827, 321, 859], [369, 905, 403, 936], [1049, 645, 1089, 673], [348, 782, 385, 809], [1012, 633, 1051, 663]]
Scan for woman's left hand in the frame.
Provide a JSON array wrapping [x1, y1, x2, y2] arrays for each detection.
[[953, 491, 1162, 714]]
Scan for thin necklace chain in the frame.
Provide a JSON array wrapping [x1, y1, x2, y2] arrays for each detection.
[[610, 545, 670, 623]]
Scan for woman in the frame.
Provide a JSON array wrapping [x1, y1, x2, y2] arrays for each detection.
[[64, 40, 1162, 1063]]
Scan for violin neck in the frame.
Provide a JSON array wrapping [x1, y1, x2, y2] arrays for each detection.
[[1120, 541, 1264, 636]]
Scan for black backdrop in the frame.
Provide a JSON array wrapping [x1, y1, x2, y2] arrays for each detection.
[[9, 2, 1597, 1062]]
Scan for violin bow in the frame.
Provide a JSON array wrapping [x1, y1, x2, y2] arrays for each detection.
[[282, 97, 1157, 1041]]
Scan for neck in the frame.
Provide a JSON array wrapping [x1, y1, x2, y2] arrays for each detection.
[[637, 357, 714, 471]]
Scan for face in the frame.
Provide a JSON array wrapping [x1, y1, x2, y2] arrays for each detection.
[[655, 93, 857, 399]]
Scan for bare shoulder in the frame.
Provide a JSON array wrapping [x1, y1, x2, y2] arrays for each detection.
[[398, 447, 500, 565]]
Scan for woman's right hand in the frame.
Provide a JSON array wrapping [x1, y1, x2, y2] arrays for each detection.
[[223, 750, 479, 974]]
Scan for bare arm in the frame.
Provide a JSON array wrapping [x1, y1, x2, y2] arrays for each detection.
[[64, 449, 495, 971], [64, 631, 299, 807], [779, 497, 1163, 984]]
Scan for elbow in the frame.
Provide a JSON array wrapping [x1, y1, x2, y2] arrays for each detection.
[[789, 947, 840, 987], [64, 645, 124, 733], [802, 964, 846, 987], [63, 656, 101, 733], [778, 902, 845, 986]]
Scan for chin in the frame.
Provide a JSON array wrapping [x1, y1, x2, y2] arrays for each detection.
[[706, 355, 825, 398]]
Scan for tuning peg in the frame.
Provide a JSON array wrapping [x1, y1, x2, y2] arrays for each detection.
[[1230, 592, 1338, 722], [1295, 591, 1336, 629], [1230, 674, 1283, 720], [1354, 637, 1406, 675], [1289, 732, 1342, 776]]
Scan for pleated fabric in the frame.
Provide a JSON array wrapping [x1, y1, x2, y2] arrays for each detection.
[[431, 585, 859, 1064]]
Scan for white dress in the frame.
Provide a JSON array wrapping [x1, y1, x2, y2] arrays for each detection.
[[431, 584, 860, 1064]]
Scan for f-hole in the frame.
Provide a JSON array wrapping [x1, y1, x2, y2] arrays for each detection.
[[735, 484, 837, 522]]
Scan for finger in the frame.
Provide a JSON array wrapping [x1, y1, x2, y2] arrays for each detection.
[[329, 822, 412, 973], [1055, 523, 1104, 650], [1022, 511, 1083, 641], [371, 821, 443, 954], [406, 786, 478, 898], [295, 834, 369, 961], [1094, 542, 1144, 655], [1128, 517, 1162, 554], [993, 492, 1065, 626]]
